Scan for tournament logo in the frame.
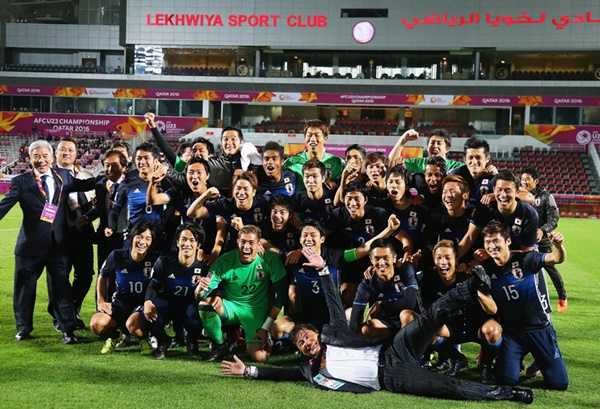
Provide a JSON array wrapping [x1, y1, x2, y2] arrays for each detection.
[[576, 130, 592, 145]]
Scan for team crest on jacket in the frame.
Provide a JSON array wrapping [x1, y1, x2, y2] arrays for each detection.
[[192, 275, 202, 285], [511, 261, 523, 279], [256, 264, 265, 280], [408, 211, 418, 229], [480, 179, 490, 195], [253, 208, 263, 223], [364, 219, 374, 234], [512, 218, 522, 236], [393, 275, 404, 293], [143, 261, 153, 277]]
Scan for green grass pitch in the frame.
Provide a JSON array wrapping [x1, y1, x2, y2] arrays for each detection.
[[0, 200, 598, 408]]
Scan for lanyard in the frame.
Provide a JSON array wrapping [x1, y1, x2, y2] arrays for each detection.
[[34, 170, 63, 204]]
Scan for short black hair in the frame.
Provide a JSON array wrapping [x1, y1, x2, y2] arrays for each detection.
[[175, 222, 205, 245], [269, 194, 295, 212], [429, 128, 451, 149], [495, 169, 520, 189], [386, 164, 411, 186], [103, 149, 128, 168], [290, 322, 319, 348], [185, 156, 211, 175], [300, 218, 326, 238], [521, 167, 539, 180], [482, 220, 511, 240], [342, 181, 368, 199], [57, 137, 77, 147], [345, 144, 367, 159], [302, 158, 325, 176], [135, 142, 159, 159], [112, 141, 131, 156], [425, 155, 448, 175], [463, 137, 490, 155], [192, 137, 215, 155], [129, 221, 157, 249], [176, 142, 192, 158], [264, 141, 284, 158], [369, 238, 397, 255], [221, 125, 244, 141]]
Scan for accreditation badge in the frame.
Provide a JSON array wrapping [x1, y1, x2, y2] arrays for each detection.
[[40, 203, 58, 223]]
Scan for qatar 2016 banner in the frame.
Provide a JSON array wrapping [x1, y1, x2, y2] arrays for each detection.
[[2, 85, 600, 107], [525, 125, 600, 146], [0, 111, 208, 136]]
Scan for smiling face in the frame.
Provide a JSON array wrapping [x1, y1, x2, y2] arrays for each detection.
[[387, 172, 407, 201], [262, 149, 282, 180], [433, 246, 457, 284], [222, 130, 242, 156], [130, 229, 153, 259], [233, 179, 255, 210], [424, 164, 444, 195], [294, 328, 322, 358], [56, 140, 77, 168], [427, 135, 449, 158], [135, 149, 156, 176], [192, 142, 210, 160], [442, 181, 467, 212], [520, 173, 538, 192], [304, 127, 327, 155], [366, 160, 387, 183], [369, 246, 397, 282], [30, 146, 53, 174], [303, 167, 324, 194], [494, 179, 518, 214], [104, 154, 125, 183], [186, 162, 209, 194], [177, 229, 199, 259], [344, 191, 367, 220], [237, 232, 260, 264], [270, 204, 290, 232], [465, 147, 489, 179], [484, 232, 511, 265], [300, 225, 325, 254]]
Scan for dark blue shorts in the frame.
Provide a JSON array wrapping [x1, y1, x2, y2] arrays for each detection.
[[494, 325, 568, 390]]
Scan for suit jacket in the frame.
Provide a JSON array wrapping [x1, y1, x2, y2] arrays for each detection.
[[255, 271, 385, 393], [0, 168, 73, 257], [70, 175, 127, 233]]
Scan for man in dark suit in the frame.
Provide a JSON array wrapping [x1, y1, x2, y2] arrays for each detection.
[[71, 150, 128, 300], [0, 140, 78, 344], [221, 246, 534, 404], [53, 137, 96, 328]]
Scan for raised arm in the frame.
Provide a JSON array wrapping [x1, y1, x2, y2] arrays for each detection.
[[389, 129, 419, 167], [187, 187, 220, 218], [145, 112, 177, 167], [543, 232, 567, 265]]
